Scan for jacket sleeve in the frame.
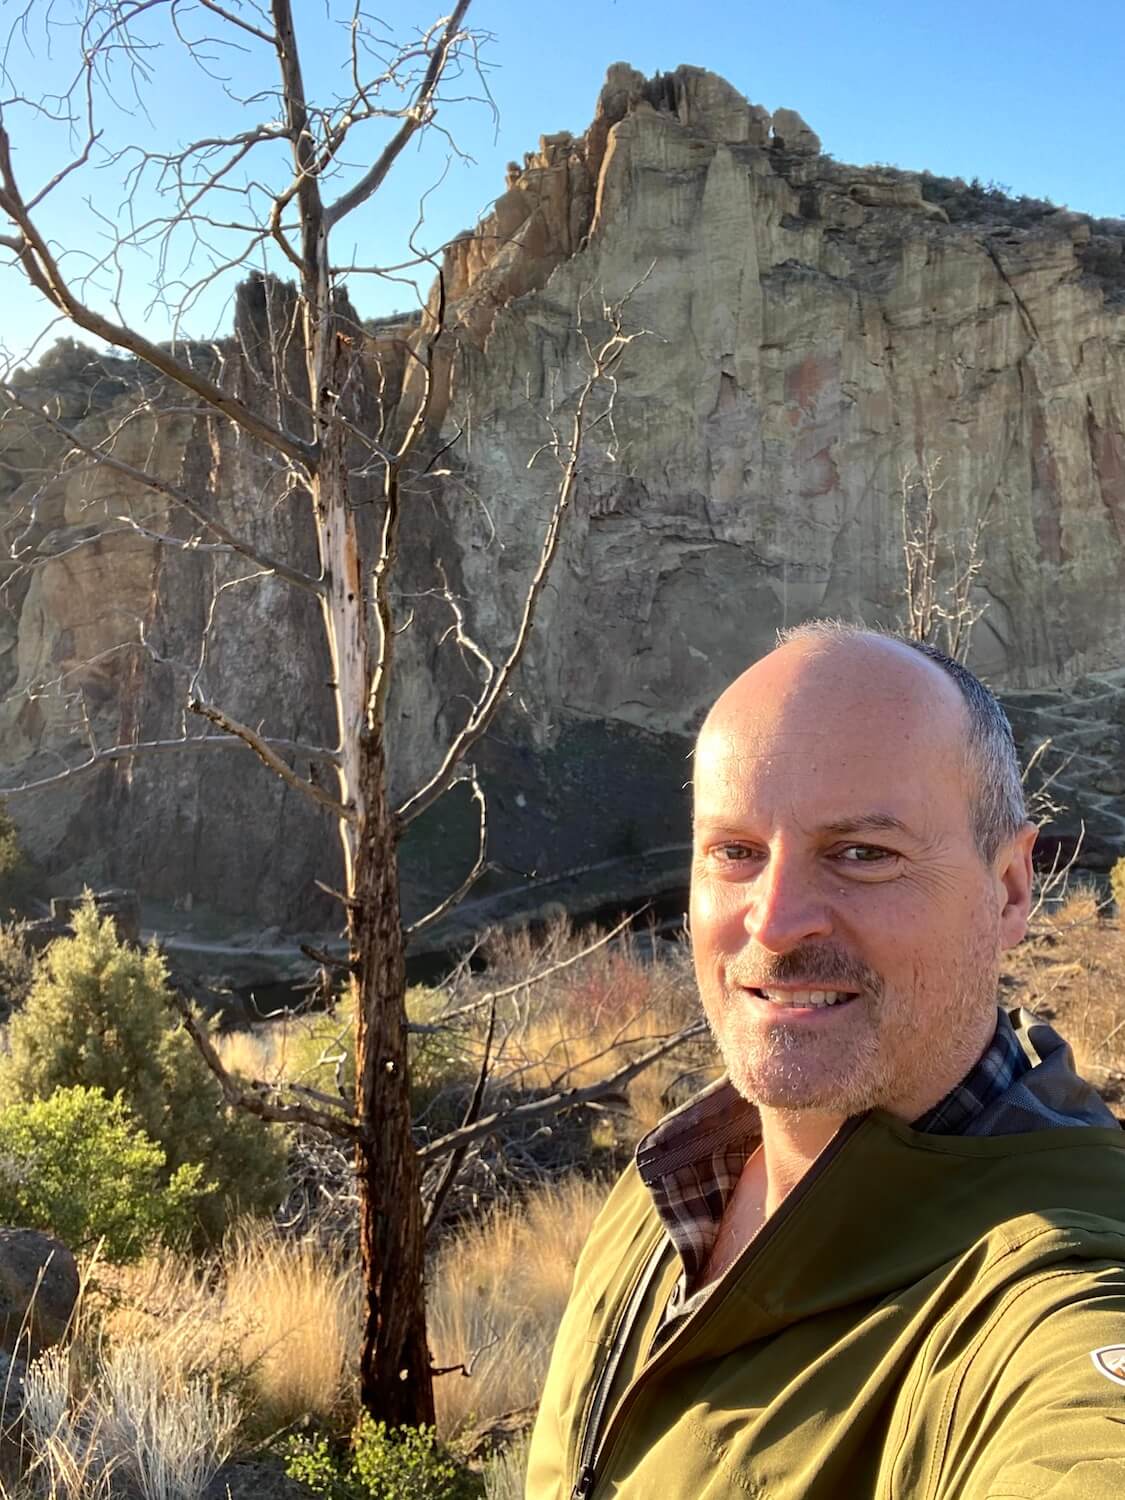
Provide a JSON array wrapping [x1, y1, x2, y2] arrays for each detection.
[[935, 1265, 1125, 1500]]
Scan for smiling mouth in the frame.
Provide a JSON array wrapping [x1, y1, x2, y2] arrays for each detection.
[[746, 986, 859, 1009]]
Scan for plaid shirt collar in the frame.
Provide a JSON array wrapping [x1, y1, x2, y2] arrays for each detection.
[[636, 1007, 1030, 1289]]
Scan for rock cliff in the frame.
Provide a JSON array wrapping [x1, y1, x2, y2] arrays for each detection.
[[2, 65, 1124, 944]]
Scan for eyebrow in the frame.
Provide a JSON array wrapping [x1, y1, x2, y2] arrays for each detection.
[[816, 813, 915, 839], [692, 811, 920, 840]]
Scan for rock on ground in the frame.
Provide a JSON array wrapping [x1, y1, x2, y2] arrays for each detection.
[[0, 1228, 79, 1357]]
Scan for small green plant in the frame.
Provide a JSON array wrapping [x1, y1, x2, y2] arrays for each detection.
[[0, 1086, 208, 1261], [1111, 856, 1125, 916], [0, 896, 286, 1241], [284, 1416, 484, 1500]]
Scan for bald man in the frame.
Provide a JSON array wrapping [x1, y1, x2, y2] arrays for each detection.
[[526, 624, 1125, 1500]]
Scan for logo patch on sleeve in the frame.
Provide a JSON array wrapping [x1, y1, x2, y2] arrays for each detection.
[[1090, 1346, 1125, 1387]]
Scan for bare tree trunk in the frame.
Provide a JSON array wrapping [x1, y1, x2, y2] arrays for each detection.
[[310, 318, 432, 1422], [352, 730, 434, 1424]]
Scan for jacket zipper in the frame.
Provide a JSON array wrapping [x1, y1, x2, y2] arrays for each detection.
[[570, 1234, 668, 1499], [571, 1115, 866, 1499]]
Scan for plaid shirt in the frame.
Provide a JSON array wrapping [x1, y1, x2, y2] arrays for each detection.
[[636, 1007, 1030, 1296]]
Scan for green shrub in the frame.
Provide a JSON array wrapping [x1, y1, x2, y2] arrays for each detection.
[[284, 1417, 483, 1500], [0, 1086, 208, 1261], [0, 897, 286, 1241], [1111, 857, 1125, 916], [0, 921, 38, 1020]]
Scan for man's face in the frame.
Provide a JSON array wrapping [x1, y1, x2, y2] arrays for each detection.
[[689, 640, 1033, 1122]]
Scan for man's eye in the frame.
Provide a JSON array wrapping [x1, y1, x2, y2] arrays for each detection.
[[835, 844, 895, 864], [712, 843, 757, 863]]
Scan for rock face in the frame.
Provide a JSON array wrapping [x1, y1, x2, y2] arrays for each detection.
[[1, 65, 1124, 937]]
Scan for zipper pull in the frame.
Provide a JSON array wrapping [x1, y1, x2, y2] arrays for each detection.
[[571, 1463, 596, 1498]]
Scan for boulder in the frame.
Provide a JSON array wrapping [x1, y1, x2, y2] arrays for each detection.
[[203, 1459, 310, 1499], [0, 1229, 79, 1357]]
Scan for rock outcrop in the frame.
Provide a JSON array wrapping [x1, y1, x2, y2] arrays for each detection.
[[1, 65, 1124, 940]]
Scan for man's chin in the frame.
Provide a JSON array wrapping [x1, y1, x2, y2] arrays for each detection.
[[728, 1067, 876, 1115], [720, 1034, 887, 1115]]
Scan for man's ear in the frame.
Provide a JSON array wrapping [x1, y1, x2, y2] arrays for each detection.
[[997, 822, 1038, 950]]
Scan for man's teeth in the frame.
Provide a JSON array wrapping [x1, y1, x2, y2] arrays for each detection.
[[757, 988, 852, 1008]]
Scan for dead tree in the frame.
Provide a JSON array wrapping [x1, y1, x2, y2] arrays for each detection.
[[0, 0, 669, 1426], [899, 454, 991, 665]]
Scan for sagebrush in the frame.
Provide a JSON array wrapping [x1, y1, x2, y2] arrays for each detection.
[[0, 898, 286, 1241]]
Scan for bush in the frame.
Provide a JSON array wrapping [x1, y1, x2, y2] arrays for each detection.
[[0, 921, 38, 1020], [0, 897, 287, 1241], [1111, 857, 1125, 916], [284, 1417, 483, 1500], [0, 1086, 207, 1261]]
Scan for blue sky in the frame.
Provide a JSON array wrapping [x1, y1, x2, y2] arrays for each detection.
[[2, 0, 1121, 362]]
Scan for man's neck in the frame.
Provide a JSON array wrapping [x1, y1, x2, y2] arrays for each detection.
[[757, 1105, 846, 1216]]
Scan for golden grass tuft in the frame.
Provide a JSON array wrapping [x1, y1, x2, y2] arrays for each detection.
[[92, 1219, 361, 1437], [428, 1175, 608, 1435], [222, 1221, 362, 1431]]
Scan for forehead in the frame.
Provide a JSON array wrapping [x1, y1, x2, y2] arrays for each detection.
[[693, 660, 972, 832]]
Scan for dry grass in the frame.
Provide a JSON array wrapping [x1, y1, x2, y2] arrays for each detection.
[[2, 1182, 602, 1493], [481, 1433, 531, 1500], [1003, 885, 1125, 1110], [91, 1220, 361, 1438], [8, 1342, 237, 1500], [428, 1174, 608, 1436]]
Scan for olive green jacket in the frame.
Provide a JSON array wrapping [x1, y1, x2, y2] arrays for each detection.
[[526, 1016, 1125, 1499]]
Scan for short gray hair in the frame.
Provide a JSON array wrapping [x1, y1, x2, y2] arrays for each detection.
[[776, 621, 1027, 862]]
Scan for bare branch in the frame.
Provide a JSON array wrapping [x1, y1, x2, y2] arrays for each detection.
[[405, 769, 488, 937], [407, 908, 643, 1031], [323, 0, 473, 231], [189, 697, 354, 821], [0, 379, 323, 596], [899, 454, 990, 664], [418, 1020, 707, 1164], [0, 129, 316, 471], [1028, 822, 1087, 926], [0, 731, 338, 797], [368, 264, 449, 728], [167, 988, 363, 1142], [195, 0, 275, 45], [423, 996, 496, 1237], [396, 282, 653, 826]]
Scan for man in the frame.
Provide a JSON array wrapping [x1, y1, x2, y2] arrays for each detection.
[[526, 623, 1125, 1500]]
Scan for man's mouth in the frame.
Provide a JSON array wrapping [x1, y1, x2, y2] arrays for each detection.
[[746, 986, 858, 1009]]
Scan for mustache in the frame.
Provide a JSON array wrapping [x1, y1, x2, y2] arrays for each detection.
[[727, 943, 883, 996]]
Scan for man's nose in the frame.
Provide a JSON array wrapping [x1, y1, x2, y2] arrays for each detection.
[[744, 856, 833, 954]]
